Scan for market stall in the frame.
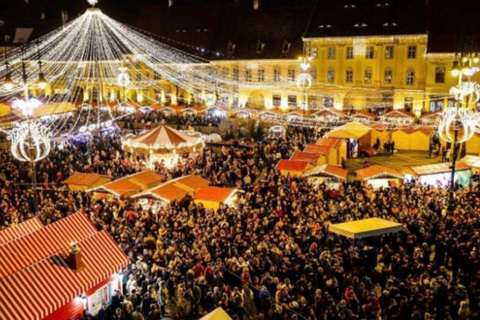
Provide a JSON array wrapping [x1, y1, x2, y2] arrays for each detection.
[[391, 127, 433, 151], [275, 159, 314, 177], [193, 186, 238, 210], [315, 138, 348, 166], [356, 165, 403, 188], [199, 307, 232, 320], [380, 110, 416, 126], [303, 164, 348, 189], [405, 162, 472, 187], [326, 121, 372, 158], [63, 172, 111, 191], [290, 151, 323, 165], [329, 218, 402, 239], [460, 155, 480, 173]]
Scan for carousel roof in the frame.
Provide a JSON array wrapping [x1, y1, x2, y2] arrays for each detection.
[[124, 125, 201, 149]]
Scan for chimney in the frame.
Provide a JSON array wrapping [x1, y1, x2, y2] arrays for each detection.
[[253, 0, 259, 10], [168, 0, 174, 7], [61, 11, 68, 25], [66, 241, 85, 272]]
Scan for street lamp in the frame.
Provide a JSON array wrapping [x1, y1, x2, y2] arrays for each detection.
[[439, 52, 480, 213], [297, 54, 312, 117]]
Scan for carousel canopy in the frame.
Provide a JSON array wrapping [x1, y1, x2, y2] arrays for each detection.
[[123, 125, 202, 151]]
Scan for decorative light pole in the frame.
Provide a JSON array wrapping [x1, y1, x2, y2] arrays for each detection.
[[439, 52, 480, 213], [297, 53, 312, 117], [3, 47, 51, 214]]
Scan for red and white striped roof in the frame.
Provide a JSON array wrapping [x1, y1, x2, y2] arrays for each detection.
[[0, 217, 43, 246], [0, 230, 128, 320], [0, 213, 97, 278]]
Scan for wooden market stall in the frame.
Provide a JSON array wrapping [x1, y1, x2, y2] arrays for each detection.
[[0, 213, 128, 320], [275, 159, 314, 177], [303, 164, 348, 188], [132, 183, 189, 209], [329, 218, 402, 239], [314, 137, 348, 165], [356, 165, 403, 188], [193, 186, 238, 210], [420, 111, 442, 125], [466, 132, 480, 155], [350, 111, 376, 124], [380, 110, 416, 126], [391, 127, 433, 151], [290, 151, 323, 166], [0, 217, 43, 245], [313, 108, 348, 123], [326, 121, 372, 158], [406, 162, 472, 187], [63, 172, 111, 191], [171, 174, 210, 195], [303, 144, 337, 166]]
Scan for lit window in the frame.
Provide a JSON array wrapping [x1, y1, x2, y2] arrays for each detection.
[[288, 95, 297, 107], [274, 68, 281, 82], [288, 69, 296, 82], [233, 68, 239, 81], [346, 47, 354, 59], [407, 46, 417, 59], [309, 47, 318, 59], [327, 70, 335, 83], [384, 70, 392, 84], [310, 70, 317, 82], [154, 72, 161, 80], [327, 47, 336, 59], [366, 46, 374, 59], [406, 71, 415, 85], [385, 45, 394, 59], [245, 69, 252, 82], [273, 95, 281, 106], [364, 70, 372, 83], [435, 67, 445, 83], [404, 97, 413, 112], [258, 69, 265, 82], [346, 70, 353, 83]]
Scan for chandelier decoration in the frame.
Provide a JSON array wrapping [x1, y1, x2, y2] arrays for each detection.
[[438, 107, 479, 144], [449, 81, 480, 103]]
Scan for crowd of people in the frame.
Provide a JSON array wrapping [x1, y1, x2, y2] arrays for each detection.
[[1, 123, 480, 320]]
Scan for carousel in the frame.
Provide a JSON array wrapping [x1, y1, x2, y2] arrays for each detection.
[[122, 125, 204, 169]]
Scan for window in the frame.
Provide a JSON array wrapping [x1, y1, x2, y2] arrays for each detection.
[[384, 69, 392, 84], [406, 70, 415, 85], [233, 68, 239, 81], [256, 40, 265, 53], [154, 71, 161, 81], [273, 95, 281, 107], [346, 70, 353, 83], [324, 96, 334, 108], [385, 45, 394, 59], [274, 68, 281, 82], [310, 70, 317, 82], [346, 47, 354, 59], [429, 96, 444, 112], [136, 73, 142, 81], [404, 97, 413, 112], [227, 41, 236, 55], [288, 69, 296, 82], [245, 69, 252, 82], [288, 95, 297, 107], [435, 67, 445, 83], [327, 47, 336, 59], [282, 40, 291, 53], [364, 69, 373, 83], [309, 47, 318, 59], [407, 45, 417, 59], [365, 46, 374, 59], [327, 70, 335, 83], [258, 69, 265, 82]]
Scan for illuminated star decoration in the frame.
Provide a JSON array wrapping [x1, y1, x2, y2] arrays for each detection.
[[87, 0, 98, 7]]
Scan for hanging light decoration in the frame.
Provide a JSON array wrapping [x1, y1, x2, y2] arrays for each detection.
[[438, 107, 479, 144], [449, 81, 480, 104], [117, 67, 131, 87], [8, 121, 52, 162]]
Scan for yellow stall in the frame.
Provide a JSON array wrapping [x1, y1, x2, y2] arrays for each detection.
[[193, 186, 238, 211], [329, 218, 402, 239], [303, 164, 348, 188], [326, 121, 372, 158], [63, 172, 111, 191], [356, 165, 403, 188], [315, 138, 348, 165], [199, 307, 232, 320], [466, 132, 480, 155], [391, 128, 432, 151], [291, 151, 323, 166]]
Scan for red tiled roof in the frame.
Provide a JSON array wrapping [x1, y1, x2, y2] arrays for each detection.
[[0, 213, 97, 279], [63, 172, 108, 187], [0, 217, 43, 246], [193, 186, 236, 203], [315, 138, 344, 148], [275, 159, 311, 172], [290, 151, 321, 162], [356, 165, 403, 180], [0, 230, 128, 320], [304, 144, 334, 154], [152, 184, 188, 202]]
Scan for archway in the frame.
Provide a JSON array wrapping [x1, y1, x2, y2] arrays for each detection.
[[247, 91, 265, 109]]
